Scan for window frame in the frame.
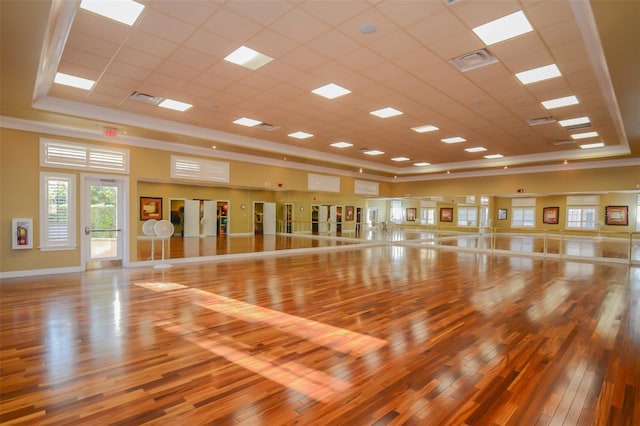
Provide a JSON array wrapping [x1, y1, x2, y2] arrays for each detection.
[[40, 172, 77, 251], [511, 207, 536, 228]]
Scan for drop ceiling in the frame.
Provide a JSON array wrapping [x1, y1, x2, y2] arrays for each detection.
[[1, 0, 638, 180]]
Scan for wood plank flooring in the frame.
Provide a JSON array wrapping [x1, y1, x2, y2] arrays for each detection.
[[1, 242, 639, 425]]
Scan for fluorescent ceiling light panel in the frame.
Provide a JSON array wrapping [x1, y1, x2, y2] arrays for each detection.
[[465, 147, 487, 152], [233, 117, 262, 127], [411, 125, 439, 133], [441, 137, 466, 144], [484, 154, 504, 159], [392, 157, 410, 162], [515, 64, 561, 84], [330, 141, 353, 148], [579, 142, 604, 149], [158, 99, 192, 111], [472, 11, 533, 46], [80, 0, 145, 26], [288, 131, 313, 139], [542, 95, 579, 109], [312, 83, 351, 99], [370, 107, 403, 118], [363, 150, 384, 156], [54, 72, 95, 90], [571, 131, 599, 140], [224, 46, 273, 70], [558, 116, 590, 127], [414, 162, 431, 166]]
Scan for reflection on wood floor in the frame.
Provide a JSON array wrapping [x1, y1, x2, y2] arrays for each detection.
[[2, 236, 639, 424]]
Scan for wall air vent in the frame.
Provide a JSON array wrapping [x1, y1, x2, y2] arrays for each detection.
[[450, 49, 498, 72], [527, 116, 556, 126], [128, 91, 165, 105], [255, 122, 280, 131]]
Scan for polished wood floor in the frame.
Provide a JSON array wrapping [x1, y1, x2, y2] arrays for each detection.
[[1, 238, 639, 425]]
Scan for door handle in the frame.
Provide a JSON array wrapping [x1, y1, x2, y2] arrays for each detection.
[[85, 226, 91, 235]]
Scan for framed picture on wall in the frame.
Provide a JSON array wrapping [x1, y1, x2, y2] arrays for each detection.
[[543, 207, 559, 224], [345, 206, 354, 221], [605, 205, 628, 225], [440, 207, 453, 222], [406, 207, 416, 221], [140, 196, 162, 220], [498, 208, 508, 220]]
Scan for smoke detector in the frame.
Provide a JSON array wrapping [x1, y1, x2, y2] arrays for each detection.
[[450, 49, 498, 72]]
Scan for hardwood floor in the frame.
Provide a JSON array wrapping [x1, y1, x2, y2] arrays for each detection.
[[1, 242, 639, 425]]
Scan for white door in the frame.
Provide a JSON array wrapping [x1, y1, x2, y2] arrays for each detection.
[[263, 202, 276, 234], [201, 200, 216, 236], [319, 205, 329, 233], [329, 205, 338, 234], [183, 200, 200, 237], [82, 175, 127, 269]]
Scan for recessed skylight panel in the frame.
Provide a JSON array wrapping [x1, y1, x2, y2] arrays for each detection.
[[541, 95, 579, 110], [515, 64, 561, 84], [441, 137, 466, 144], [465, 147, 487, 152], [158, 99, 192, 112], [484, 154, 504, 159], [233, 117, 262, 127], [312, 83, 351, 99], [80, 0, 145, 26], [224, 46, 273, 70], [330, 142, 353, 148], [54, 72, 95, 90], [414, 162, 431, 167], [370, 107, 403, 118], [288, 131, 313, 139], [558, 117, 590, 127], [580, 142, 605, 149], [411, 125, 439, 133], [392, 157, 410, 162], [570, 131, 599, 140], [363, 150, 384, 156], [472, 11, 533, 46]]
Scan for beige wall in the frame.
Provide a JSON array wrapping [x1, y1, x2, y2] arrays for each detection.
[[1, 126, 639, 274]]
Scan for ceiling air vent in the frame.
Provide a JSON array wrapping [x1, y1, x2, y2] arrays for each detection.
[[128, 91, 164, 105], [527, 116, 556, 126], [564, 122, 592, 131], [552, 140, 576, 146], [255, 122, 280, 131], [450, 49, 498, 72]]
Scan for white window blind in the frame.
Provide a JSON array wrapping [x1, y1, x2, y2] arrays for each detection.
[[355, 179, 379, 195], [40, 172, 76, 250], [308, 173, 340, 192], [41, 138, 128, 173], [171, 156, 229, 183]]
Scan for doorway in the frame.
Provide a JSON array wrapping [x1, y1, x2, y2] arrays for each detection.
[[82, 175, 127, 270], [283, 203, 293, 233]]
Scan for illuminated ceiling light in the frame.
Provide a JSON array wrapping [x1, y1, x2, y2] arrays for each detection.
[[363, 149, 384, 156], [558, 116, 590, 127], [414, 162, 431, 166], [411, 124, 439, 133], [570, 131, 599, 140], [580, 142, 605, 149], [392, 157, 410, 162], [370, 107, 403, 118], [330, 141, 353, 148], [542, 95, 579, 110], [441, 137, 466, 144], [311, 83, 351, 99], [484, 154, 504, 159], [233, 117, 261, 127], [54, 72, 95, 90], [515, 64, 561, 84], [158, 99, 192, 111], [465, 147, 487, 152], [80, 0, 145, 25], [224, 46, 273, 70], [472, 11, 533, 46], [288, 131, 313, 139]]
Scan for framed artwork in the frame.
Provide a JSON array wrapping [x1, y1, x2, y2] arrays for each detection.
[[12, 218, 33, 249], [406, 207, 416, 221], [543, 207, 559, 224], [498, 208, 508, 220], [345, 206, 354, 221], [140, 196, 162, 220], [605, 205, 628, 226], [440, 207, 453, 223]]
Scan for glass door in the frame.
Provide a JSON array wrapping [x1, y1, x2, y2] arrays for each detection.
[[83, 175, 126, 269]]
